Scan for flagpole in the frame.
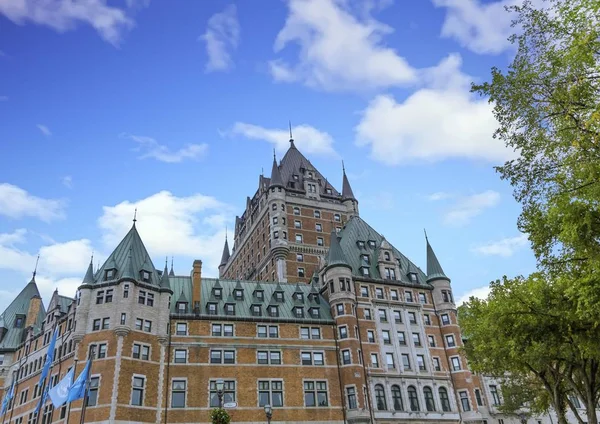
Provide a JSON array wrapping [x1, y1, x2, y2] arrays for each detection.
[[36, 321, 59, 424], [7, 355, 26, 424], [64, 358, 78, 424], [1, 368, 17, 424], [51, 330, 67, 423], [78, 345, 95, 424]]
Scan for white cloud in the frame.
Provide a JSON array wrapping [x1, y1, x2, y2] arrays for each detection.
[[61, 175, 73, 189], [98, 190, 233, 276], [0, 183, 66, 222], [39, 239, 93, 274], [122, 133, 209, 163], [0, 95, 7, 101], [472, 233, 529, 257], [269, 0, 417, 91], [0, 228, 27, 246], [37, 124, 51, 136], [443, 190, 500, 226], [200, 4, 240, 73], [230, 122, 337, 157], [0, 0, 134, 46], [355, 54, 514, 165], [457, 284, 491, 306], [427, 191, 454, 201]]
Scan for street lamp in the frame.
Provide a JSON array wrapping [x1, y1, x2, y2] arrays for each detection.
[[518, 412, 527, 424], [216, 379, 224, 408], [264, 404, 272, 423]]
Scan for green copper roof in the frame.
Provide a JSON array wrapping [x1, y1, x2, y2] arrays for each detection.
[[89, 223, 160, 286], [82, 260, 94, 285], [169, 277, 333, 322], [0, 276, 45, 351], [160, 261, 171, 290], [426, 236, 449, 282], [220, 237, 230, 266], [326, 231, 351, 270], [336, 216, 428, 285]]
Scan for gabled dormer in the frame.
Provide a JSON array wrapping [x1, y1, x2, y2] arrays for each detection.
[[253, 282, 264, 302], [224, 292, 236, 316], [211, 280, 223, 300], [176, 290, 188, 314], [233, 281, 244, 301], [272, 282, 285, 303]]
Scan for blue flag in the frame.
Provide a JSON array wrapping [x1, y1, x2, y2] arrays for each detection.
[[1, 380, 15, 414], [49, 369, 74, 408], [39, 328, 58, 385], [67, 360, 91, 403], [35, 381, 50, 414]]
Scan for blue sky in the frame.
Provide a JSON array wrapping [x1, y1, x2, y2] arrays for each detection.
[[0, 0, 537, 312]]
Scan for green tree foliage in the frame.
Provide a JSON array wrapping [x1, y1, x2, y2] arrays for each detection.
[[210, 407, 231, 424]]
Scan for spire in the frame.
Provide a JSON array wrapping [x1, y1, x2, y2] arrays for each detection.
[[160, 257, 171, 290], [425, 232, 449, 282], [289, 120, 296, 149], [341, 161, 357, 202], [220, 235, 231, 266], [133, 208, 137, 225], [82, 255, 95, 285], [325, 230, 351, 270], [269, 150, 284, 188], [30, 254, 40, 283], [169, 257, 175, 276]]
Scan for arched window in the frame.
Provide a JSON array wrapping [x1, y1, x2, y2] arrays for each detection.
[[272, 204, 277, 211], [424, 386, 435, 411], [375, 384, 387, 411], [439, 387, 451, 412], [391, 385, 403, 411], [408, 385, 419, 411]]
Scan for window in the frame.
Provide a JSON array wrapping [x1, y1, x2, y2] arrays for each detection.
[[272, 203, 277, 211], [405, 291, 413, 302], [378, 309, 387, 322], [384, 267, 396, 280], [424, 387, 435, 411], [297, 267, 305, 277], [375, 288, 384, 299], [314, 210, 321, 218], [357, 240, 365, 248], [258, 351, 282, 365], [393, 310, 402, 323], [105, 289, 113, 303], [408, 386, 419, 411], [268, 305, 279, 317], [417, 354, 426, 371], [295, 234, 303, 243], [390, 289, 398, 300], [138, 290, 146, 305], [144, 320, 152, 332], [441, 314, 450, 325], [294, 307, 305, 318], [439, 387, 451, 411], [131, 376, 145, 406], [446, 334, 456, 347], [390, 385, 403, 411], [210, 381, 235, 407], [451, 356, 461, 371], [123, 283, 129, 298], [272, 216, 278, 225], [92, 319, 101, 331], [174, 349, 187, 363], [423, 314, 431, 325], [224, 303, 235, 316], [433, 357, 441, 371], [459, 391, 470, 411], [301, 351, 324, 366], [97, 344, 107, 359], [294, 220, 302, 229], [274, 231, 279, 239], [213, 288, 222, 299], [374, 384, 387, 410], [402, 353, 411, 370], [133, 344, 149, 360], [419, 292, 427, 303], [360, 286, 369, 297], [336, 304, 344, 315], [341, 350, 351, 365], [361, 267, 370, 277], [339, 326, 348, 339], [176, 323, 187, 336], [212, 324, 222, 336], [96, 291, 104, 304], [234, 289, 243, 300], [370, 353, 379, 368], [259, 381, 283, 407], [408, 312, 417, 324], [171, 380, 186, 408], [304, 381, 329, 407], [120, 313, 126, 325], [334, 214, 341, 222], [300, 327, 321, 339], [135, 318, 143, 330], [490, 385, 501, 405], [475, 389, 483, 406], [442, 290, 453, 303], [398, 331, 406, 345], [412, 333, 421, 347], [428, 335, 436, 347], [347, 387, 357, 409], [364, 309, 372, 320], [102, 317, 110, 330], [317, 237, 324, 246], [207, 303, 217, 315], [386, 353, 395, 369], [87, 376, 99, 406], [382, 330, 391, 344], [367, 330, 375, 343], [223, 324, 233, 337], [293, 207, 300, 215], [177, 302, 188, 313]]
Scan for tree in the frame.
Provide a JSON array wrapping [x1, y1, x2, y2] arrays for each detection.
[[210, 407, 231, 424]]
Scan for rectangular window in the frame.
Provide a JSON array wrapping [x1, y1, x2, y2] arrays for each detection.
[[459, 391, 470, 411], [304, 381, 328, 407], [433, 357, 441, 371], [92, 319, 100, 331], [360, 286, 369, 297], [367, 330, 375, 343], [342, 350, 351, 365], [370, 353, 379, 368], [210, 350, 222, 364], [223, 350, 235, 364], [102, 317, 110, 330], [314, 210, 321, 218], [428, 335, 436, 347], [171, 380, 186, 408], [451, 356, 461, 371], [138, 290, 146, 305], [176, 323, 187, 336], [375, 288, 384, 299], [402, 353, 411, 370], [412, 333, 421, 347], [408, 312, 417, 324], [390, 289, 398, 300], [120, 313, 126, 325], [490, 385, 501, 405], [419, 292, 427, 303], [296, 234, 303, 243], [364, 309, 372, 320], [424, 314, 431, 325], [378, 309, 387, 322], [210, 381, 236, 407], [259, 381, 283, 407], [144, 320, 152, 332], [131, 376, 145, 406], [146, 293, 154, 306], [441, 314, 450, 325], [317, 237, 324, 246], [97, 343, 107, 359], [405, 291, 413, 302], [87, 376, 99, 406], [398, 331, 406, 345], [223, 324, 233, 337], [417, 354, 426, 371], [270, 351, 281, 365], [386, 353, 395, 369], [96, 291, 104, 304], [105, 289, 113, 303], [339, 326, 348, 339], [475, 389, 483, 406], [315, 223, 322, 232], [347, 387, 357, 409], [393, 310, 402, 323], [297, 267, 305, 277], [382, 330, 391, 344], [446, 334, 456, 347], [174, 349, 187, 363]]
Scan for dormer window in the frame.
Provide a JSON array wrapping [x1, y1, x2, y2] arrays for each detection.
[[384, 252, 391, 261], [357, 241, 365, 249], [234, 289, 244, 300], [309, 308, 320, 318], [268, 305, 279, 317], [213, 288, 222, 299], [207, 303, 217, 315], [140, 271, 151, 283], [294, 292, 304, 302], [293, 174, 299, 181], [326, 188, 332, 194], [308, 172, 313, 178], [254, 290, 264, 301], [105, 269, 116, 281], [361, 267, 371, 277], [361, 255, 370, 266], [274, 292, 284, 302], [294, 307, 304, 318], [177, 302, 187, 313], [252, 305, 262, 316], [14, 315, 25, 328], [368, 240, 376, 249], [225, 304, 235, 316], [408, 273, 418, 283]]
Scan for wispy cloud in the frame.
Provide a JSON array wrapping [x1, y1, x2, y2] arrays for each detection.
[[0, 0, 135, 46], [37, 124, 52, 136], [61, 176, 73, 189], [472, 233, 529, 257], [0, 183, 66, 222], [200, 4, 240, 73], [0, 95, 7, 101], [229, 122, 337, 157], [443, 190, 500, 226], [427, 191, 454, 201], [121, 133, 209, 163], [456, 284, 491, 306]]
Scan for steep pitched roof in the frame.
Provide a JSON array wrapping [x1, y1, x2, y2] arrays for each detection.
[[426, 236, 449, 282], [82, 260, 95, 285], [341, 168, 356, 202], [278, 143, 340, 196], [160, 260, 171, 290], [325, 231, 351, 270], [0, 276, 45, 351], [89, 223, 160, 285], [269, 154, 284, 188], [220, 237, 231, 266], [336, 216, 428, 284]]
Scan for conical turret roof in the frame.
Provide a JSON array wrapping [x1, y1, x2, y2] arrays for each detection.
[[0, 277, 45, 350], [426, 235, 449, 282], [325, 231, 351, 270], [82, 258, 95, 285], [160, 260, 171, 290], [269, 154, 284, 188], [220, 237, 231, 266], [342, 166, 356, 202]]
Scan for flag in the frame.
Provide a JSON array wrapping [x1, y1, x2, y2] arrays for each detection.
[[35, 382, 50, 415], [39, 328, 58, 385], [1, 380, 15, 415], [49, 369, 74, 408], [67, 360, 91, 403]]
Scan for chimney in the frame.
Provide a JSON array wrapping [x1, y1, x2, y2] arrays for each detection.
[[25, 295, 43, 328], [192, 260, 202, 312]]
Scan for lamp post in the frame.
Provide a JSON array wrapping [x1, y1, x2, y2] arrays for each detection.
[[518, 412, 527, 424], [264, 404, 272, 424], [216, 379, 224, 408]]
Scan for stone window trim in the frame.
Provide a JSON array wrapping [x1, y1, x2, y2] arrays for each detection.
[[210, 349, 236, 364], [89, 341, 109, 360], [170, 377, 188, 409], [301, 351, 325, 366], [300, 327, 321, 340], [258, 379, 284, 408], [132, 342, 151, 361], [346, 384, 358, 410], [173, 348, 188, 364], [257, 324, 279, 338], [303, 379, 329, 407], [175, 322, 188, 336], [130, 374, 146, 407], [87, 374, 101, 407], [209, 379, 236, 408], [450, 356, 462, 372], [257, 350, 283, 365]]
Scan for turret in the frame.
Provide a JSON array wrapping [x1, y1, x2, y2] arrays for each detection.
[[268, 151, 289, 282], [218, 236, 231, 278], [341, 163, 359, 217], [425, 232, 455, 308]]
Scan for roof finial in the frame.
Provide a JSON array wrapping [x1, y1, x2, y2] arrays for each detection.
[[289, 120, 293, 141], [342, 160, 346, 174], [33, 254, 40, 278], [225, 226, 228, 241], [273, 148, 276, 161], [424, 228, 429, 241], [133, 208, 137, 224]]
